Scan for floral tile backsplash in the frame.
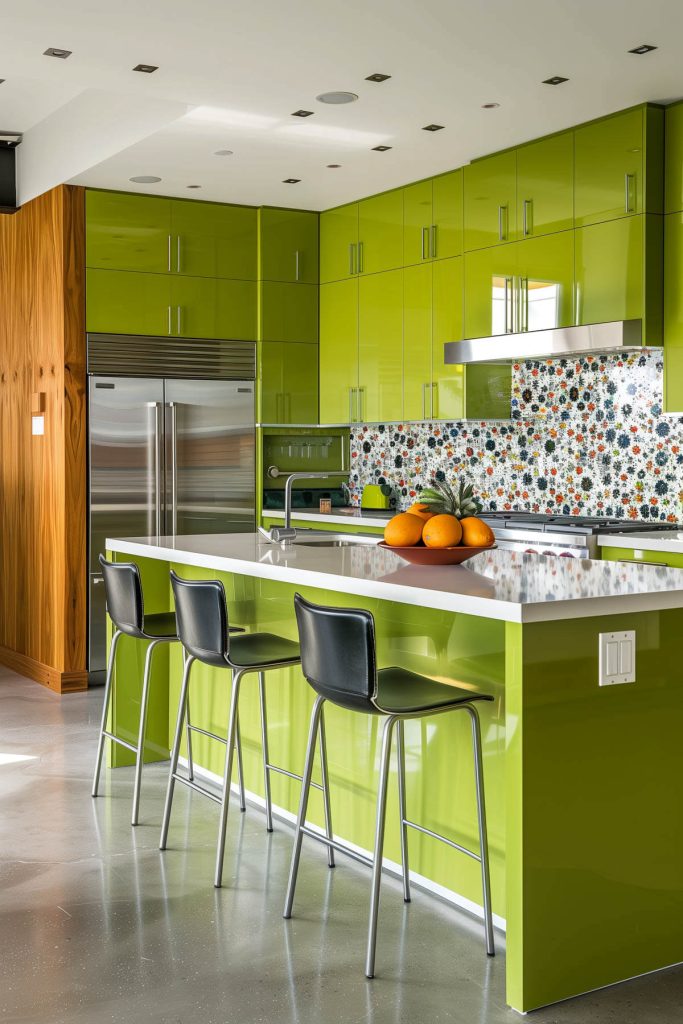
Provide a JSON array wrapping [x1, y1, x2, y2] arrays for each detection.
[[348, 353, 683, 522]]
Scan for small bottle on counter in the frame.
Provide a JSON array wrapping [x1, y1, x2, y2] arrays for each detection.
[[319, 498, 332, 514]]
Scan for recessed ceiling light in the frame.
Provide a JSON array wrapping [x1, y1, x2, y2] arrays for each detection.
[[543, 75, 569, 85], [372, 145, 392, 152], [292, 109, 314, 117], [129, 175, 162, 184], [43, 47, 72, 59], [283, 178, 301, 184], [629, 44, 657, 54], [422, 124, 444, 132], [482, 102, 500, 109], [365, 73, 391, 83], [133, 64, 158, 74], [316, 91, 358, 105], [327, 163, 341, 168], [186, 184, 201, 189], [214, 149, 233, 156]]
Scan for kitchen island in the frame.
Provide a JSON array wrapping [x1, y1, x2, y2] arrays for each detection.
[[105, 533, 683, 1013]]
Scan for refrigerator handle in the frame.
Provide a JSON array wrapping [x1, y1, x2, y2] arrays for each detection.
[[169, 402, 178, 538], [153, 403, 163, 541]]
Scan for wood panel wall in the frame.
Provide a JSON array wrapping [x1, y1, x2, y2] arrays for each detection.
[[0, 185, 87, 692]]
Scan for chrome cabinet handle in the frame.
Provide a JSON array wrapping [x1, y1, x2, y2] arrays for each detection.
[[523, 199, 532, 237], [358, 241, 364, 274], [153, 403, 162, 541], [167, 305, 172, 335], [167, 234, 172, 272], [503, 275, 514, 333], [616, 558, 662, 567], [169, 402, 178, 537], [431, 381, 438, 418], [349, 243, 355, 276], [624, 173, 635, 214], [176, 306, 182, 335], [430, 224, 437, 258], [519, 276, 529, 332], [349, 387, 355, 421], [295, 250, 300, 281], [177, 235, 181, 273], [422, 381, 429, 419], [498, 204, 507, 242], [421, 227, 428, 260], [357, 386, 364, 420]]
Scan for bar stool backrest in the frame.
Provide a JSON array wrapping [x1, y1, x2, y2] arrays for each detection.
[[170, 571, 230, 668], [294, 593, 378, 712], [99, 554, 145, 638]]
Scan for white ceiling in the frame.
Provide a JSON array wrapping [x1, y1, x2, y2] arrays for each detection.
[[2, 0, 683, 210]]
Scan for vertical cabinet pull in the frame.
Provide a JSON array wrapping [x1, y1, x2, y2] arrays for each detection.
[[167, 235, 172, 273], [431, 381, 438, 418], [430, 224, 437, 258], [348, 243, 355, 276], [358, 241, 364, 274], [498, 204, 508, 242], [421, 227, 428, 260], [503, 276, 514, 333], [624, 173, 635, 214], [176, 235, 181, 273], [176, 306, 182, 335], [523, 199, 532, 237], [357, 386, 364, 421], [167, 305, 172, 335], [422, 382, 430, 419], [294, 250, 300, 281], [349, 387, 355, 422], [519, 276, 529, 332]]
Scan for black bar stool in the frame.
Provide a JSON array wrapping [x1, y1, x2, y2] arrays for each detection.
[[160, 571, 335, 888], [284, 593, 495, 978], [92, 554, 246, 825]]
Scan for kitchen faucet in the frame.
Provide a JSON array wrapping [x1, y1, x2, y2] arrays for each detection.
[[259, 467, 349, 541]]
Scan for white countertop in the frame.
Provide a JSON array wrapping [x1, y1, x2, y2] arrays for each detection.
[[106, 533, 683, 624], [263, 508, 391, 528], [598, 530, 683, 556]]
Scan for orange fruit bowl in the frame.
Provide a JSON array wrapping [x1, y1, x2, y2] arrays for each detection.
[[378, 541, 496, 565]]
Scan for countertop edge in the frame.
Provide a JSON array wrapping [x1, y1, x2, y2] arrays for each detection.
[[597, 533, 683, 556]]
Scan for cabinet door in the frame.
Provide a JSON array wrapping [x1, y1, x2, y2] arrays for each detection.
[[259, 208, 318, 283], [358, 269, 403, 422], [403, 180, 433, 268], [574, 108, 643, 226], [260, 341, 318, 423], [320, 203, 358, 283], [171, 201, 257, 280], [575, 216, 643, 325], [319, 279, 359, 422], [172, 276, 257, 340], [432, 257, 465, 419], [516, 231, 574, 331], [464, 243, 518, 339], [463, 151, 517, 251], [260, 282, 318, 344], [663, 212, 683, 411], [665, 103, 683, 214], [358, 190, 404, 275], [516, 133, 573, 237], [86, 191, 171, 272], [86, 269, 171, 335], [403, 263, 433, 419], [432, 169, 463, 259]]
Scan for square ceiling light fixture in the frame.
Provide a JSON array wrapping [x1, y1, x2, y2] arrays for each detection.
[[43, 47, 72, 58], [291, 109, 314, 117], [134, 64, 158, 73], [629, 44, 657, 54], [365, 73, 391, 83], [422, 124, 444, 132], [543, 75, 569, 85], [372, 145, 392, 151], [283, 178, 301, 183]]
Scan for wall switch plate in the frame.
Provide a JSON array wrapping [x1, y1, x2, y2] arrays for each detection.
[[599, 630, 636, 686], [31, 415, 45, 436]]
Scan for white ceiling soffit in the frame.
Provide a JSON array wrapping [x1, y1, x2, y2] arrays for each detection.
[[2, 0, 683, 210]]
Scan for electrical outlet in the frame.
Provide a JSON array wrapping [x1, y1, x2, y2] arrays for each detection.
[[599, 631, 636, 686]]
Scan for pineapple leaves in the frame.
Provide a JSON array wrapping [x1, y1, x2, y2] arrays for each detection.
[[417, 479, 482, 519]]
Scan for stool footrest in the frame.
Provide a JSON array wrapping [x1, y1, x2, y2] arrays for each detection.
[[186, 724, 228, 745], [265, 762, 323, 792], [300, 825, 373, 870], [103, 730, 138, 755], [172, 772, 222, 805], [403, 818, 481, 863]]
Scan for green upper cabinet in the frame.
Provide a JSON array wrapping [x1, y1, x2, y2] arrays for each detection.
[[319, 278, 359, 422], [86, 269, 171, 335], [172, 276, 257, 340], [516, 231, 575, 331], [403, 263, 433, 418], [665, 102, 683, 214], [464, 242, 518, 339], [357, 190, 404, 276], [260, 282, 318, 344], [463, 150, 517, 251], [432, 256, 465, 418], [259, 341, 318, 423], [574, 107, 648, 227], [663, 212, 683, 411], [516, 132, 574, 238], [403, 170, 463, 266], [575, 215, 651, 329], [86, 191, 172, 273], [259, 207, 319, 283], [320, 202, 359, 283], [170, 200, 257, 280], [358, 269, 403, 422]]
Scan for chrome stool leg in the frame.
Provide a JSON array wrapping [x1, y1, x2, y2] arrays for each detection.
[[131, 638, 164, 826], [214, 668, 245, 888], [396, 719, 411, 902], [467, 704, 495, 956], [365, 715, 398, 979], [185, 658, 195, 782], [283, 696, 325, 919], [92, 629, 122, 797], [160, 655, 194, 850], [235, 710, 246, 812], [258, 671, 274, 832], [318, 705, 335, 869]]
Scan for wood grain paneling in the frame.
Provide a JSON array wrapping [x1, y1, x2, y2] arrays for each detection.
[[0, 186, 87, 693]]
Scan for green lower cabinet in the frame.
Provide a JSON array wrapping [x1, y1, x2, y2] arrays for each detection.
[[86, 268, 171, 335], [260, 281, 318, 344], [358, 269, 404, 422], [432, 256, 465, 418], [516, 230, 574, 330], [663, 212, 683, 411], [259, 341, 318, 423], [600, 545, 683, 569], [319, 278, 359, 422]]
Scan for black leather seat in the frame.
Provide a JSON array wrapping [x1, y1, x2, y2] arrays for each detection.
[[284, 592, 496, 980], [228, 633, 300, 668]]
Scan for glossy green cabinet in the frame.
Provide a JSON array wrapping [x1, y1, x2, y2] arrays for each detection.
[[665, 102, 683, 214], [176, 276, 257, 340], [171, 200, 256, 280], [574, 108, 644, 226], [516, 132, 574, 237], [403, 263, 433, 418], [516, 231, 575, 331], [358, 269, 404, 422], [663, 212, 683, 411], [259, 341, 318, 423], [260, 282, 318, 344], [86, 191, 172, 273], [358, 190, 404, 276], [259, 207, 318, 283], [403, 171, 463, 266], [86, 269, 171, 335], [463, 150, 517, 251], [575, 215, 646, 327], [319, 278, 359, 421], [464, 242, 518, 339], [432, 257, 465, 418], [320, 202, 359, 283]]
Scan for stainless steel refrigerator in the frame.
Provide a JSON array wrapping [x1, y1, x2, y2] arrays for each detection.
[[87, 335, 256, 681]]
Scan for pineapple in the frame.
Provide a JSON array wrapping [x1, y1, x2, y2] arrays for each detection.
[[418, 479, 482, 520]]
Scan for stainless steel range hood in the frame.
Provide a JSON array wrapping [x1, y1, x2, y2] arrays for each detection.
[[444, 319, 651, 365]]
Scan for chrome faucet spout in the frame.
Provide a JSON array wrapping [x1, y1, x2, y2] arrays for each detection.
[[261, 468, 349, 541]]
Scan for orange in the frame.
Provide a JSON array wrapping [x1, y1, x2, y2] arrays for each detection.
[[384, 512, 424, 547], [422, 514, 463, 549], [406, 502, 436, 523], [460, 516, 495, 548]]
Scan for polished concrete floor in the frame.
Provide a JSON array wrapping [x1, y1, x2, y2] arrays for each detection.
[[1, 668, 682, 1024]]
